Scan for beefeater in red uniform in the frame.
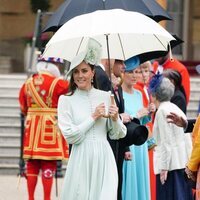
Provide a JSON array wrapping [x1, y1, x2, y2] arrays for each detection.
[[19, 57, 69, 200]]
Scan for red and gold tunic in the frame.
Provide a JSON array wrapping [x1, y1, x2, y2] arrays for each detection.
[[19, 72, 69, 160]]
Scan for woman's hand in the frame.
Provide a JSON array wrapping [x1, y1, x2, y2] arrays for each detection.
[[92, 103, 106, 121], [136, 107, 149, 119], [119, 113, 132, 123], [148, 103, 156, 113], [108, 104, 119, 121], [160, 170, 168, 185], [124, 151, 132, 161], [185, 166, 197, 181]]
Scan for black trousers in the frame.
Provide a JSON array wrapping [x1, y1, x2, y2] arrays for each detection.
[[108, 138, 127, 200]]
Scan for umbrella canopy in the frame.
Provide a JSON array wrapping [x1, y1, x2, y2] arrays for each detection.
[[43, 0, 172, 32], [170, 34, 184, 49], [43, 9, 175, 63]]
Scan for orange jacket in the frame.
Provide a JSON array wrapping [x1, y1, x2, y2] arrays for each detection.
[[187, 115, 200, 171]]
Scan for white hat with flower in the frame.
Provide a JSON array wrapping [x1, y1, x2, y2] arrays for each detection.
[[66, 38, 102, 77]]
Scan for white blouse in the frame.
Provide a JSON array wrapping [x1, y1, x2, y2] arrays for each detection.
[[153, 101, 192, 174]]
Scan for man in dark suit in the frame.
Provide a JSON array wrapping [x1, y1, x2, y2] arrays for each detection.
[[94, 64, 112, 92], [95, 59, 138, 200], [94, 59, 127, 200]]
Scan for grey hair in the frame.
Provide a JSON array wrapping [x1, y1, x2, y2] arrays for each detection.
[[152, 77, 175, 102]]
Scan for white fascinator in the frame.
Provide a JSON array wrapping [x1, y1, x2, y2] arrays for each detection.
[[66, 38, 102, 78]]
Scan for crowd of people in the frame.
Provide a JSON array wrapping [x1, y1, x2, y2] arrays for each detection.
[[18, 37, 200, 200]]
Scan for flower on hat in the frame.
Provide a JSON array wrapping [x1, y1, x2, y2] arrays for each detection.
[[84, 38, 102, 65], [148, 72, 163, 94], [66, 38, 102, 79]]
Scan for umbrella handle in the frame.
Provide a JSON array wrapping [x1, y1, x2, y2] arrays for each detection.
[[110, 94, 115, 105], [103, 94, 115, 118], [103, 114, 110, 118]]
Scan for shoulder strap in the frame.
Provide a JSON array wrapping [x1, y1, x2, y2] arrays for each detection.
[[26, 77, 48, 108], [46, 78, 60, 107]]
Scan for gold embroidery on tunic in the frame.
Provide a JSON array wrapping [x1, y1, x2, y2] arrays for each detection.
[[34, 75, 44, 85], [41, 90, 46, 96]]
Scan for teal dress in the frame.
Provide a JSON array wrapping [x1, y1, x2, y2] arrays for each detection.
[[122, 89, 151, 200]]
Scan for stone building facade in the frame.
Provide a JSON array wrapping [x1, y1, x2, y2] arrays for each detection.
[[0, 0, 63, 73], [0, 0, 199, 73]]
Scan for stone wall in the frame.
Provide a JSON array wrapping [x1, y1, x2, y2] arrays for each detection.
[[192, 0, 200, 60], [0, 0, 63, 40], [0, 0, 64, 73], [0, 39, 25, 72], [0, 0, 34, 40]]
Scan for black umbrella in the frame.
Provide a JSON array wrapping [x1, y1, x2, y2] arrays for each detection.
[[137, 34, 183, 63], [43, 0, 172, 32], [170, 34, 184, 49]]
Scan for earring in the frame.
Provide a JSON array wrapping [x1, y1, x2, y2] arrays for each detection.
[[91, 78, 94, 83]]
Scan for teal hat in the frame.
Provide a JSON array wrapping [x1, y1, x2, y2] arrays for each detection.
[[124, 56, 140, 72]]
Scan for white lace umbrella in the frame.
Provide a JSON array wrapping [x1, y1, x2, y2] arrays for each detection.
[[43, 9, 175, 62]]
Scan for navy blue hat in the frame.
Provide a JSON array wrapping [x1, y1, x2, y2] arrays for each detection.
[[124, 56, 140, 72]]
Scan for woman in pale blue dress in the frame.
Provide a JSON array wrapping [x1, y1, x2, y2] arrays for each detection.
[[58, 38, 127, 200], [121, 56, 151, 200]]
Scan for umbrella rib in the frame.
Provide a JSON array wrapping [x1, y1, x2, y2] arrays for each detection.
[[117, 34, 125, 60], [153, 34, 168, 50], [76, 37, 84, 56]]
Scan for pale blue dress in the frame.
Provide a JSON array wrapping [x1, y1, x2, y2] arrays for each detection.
[[58, 88, 127, 200], [122, 89, 151, 200]]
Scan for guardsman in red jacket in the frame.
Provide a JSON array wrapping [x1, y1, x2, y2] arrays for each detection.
[[19, 57, 69, 200], [153, 52, 190, 104]]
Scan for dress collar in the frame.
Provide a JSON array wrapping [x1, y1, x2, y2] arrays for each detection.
[[158, 101, 170, 109], [75, 87, 95, 96]]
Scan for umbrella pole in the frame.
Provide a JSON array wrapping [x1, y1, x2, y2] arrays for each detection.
[[102, 0, 106, 9], [105, 34, 115, 118], [105, 34, 112, 91]]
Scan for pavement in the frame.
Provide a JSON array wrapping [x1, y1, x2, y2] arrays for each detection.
[[0, 175, 64, 200]]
